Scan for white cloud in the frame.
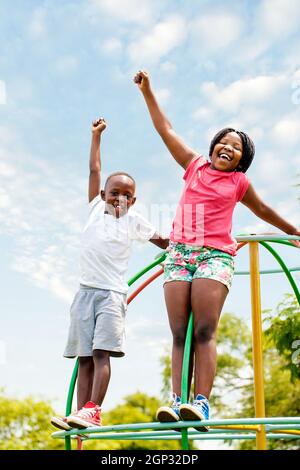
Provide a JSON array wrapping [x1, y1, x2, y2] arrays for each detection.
[[199, 75, 285, 114], [0, 81, 6, 104], [155, 88, 171, 105], [256, 151, 289, 184], [160, 61, 176, 74], [89, 0, 155, 25], [0, 131, 85, 302], [0, 161, 15, 177], [28, 7, 47, 39], [55, 56, 78, 75], [272, 115, 300, 146], [257, 0, 300, 38], [128, 15, 187, 65], [275, 199, 300, 228], [191, 12, 243, 51], [102, 37, 123, 55]]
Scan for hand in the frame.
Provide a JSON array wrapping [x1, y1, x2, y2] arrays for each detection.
[[133, 70, 150, 93], [290, 228, 300, 248], [92, 118, 107, 135]]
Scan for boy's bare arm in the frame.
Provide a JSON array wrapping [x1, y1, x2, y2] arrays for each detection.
[[241, 184, 300, 244], [150, 233, 169, 249], [134, 70, 197, 170], [89, 118, 107, 203]]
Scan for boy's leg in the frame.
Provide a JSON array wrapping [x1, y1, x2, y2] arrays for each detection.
[[77, 356, 94, 410], [164, 281, 191, 397], [90, 349, 111, 406], [67, 351, 109, 429], [191, 278, 228, 399]]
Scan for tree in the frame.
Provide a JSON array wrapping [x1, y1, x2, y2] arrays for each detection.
[[0, 391, 64, 450], [1, 296, 298, 450], [238, 294, 300, 449], [264, 294, 300, 381], [158, 296, 300, 450]]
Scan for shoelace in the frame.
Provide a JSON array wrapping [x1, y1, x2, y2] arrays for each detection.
[[77, 407, 98, 419], [193, 399, 209, 414], [171, 392, 181, 407]]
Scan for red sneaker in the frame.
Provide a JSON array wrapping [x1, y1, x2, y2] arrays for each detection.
[[66, 401, 102, 429]]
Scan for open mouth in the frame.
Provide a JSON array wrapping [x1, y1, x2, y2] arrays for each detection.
[[218, 153, 232, 162]]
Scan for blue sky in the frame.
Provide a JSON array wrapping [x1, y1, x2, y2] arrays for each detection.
[[0, 0, 299, 430]]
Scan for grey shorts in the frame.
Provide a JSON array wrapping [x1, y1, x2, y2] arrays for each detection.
[[63, 286, 127, 358]]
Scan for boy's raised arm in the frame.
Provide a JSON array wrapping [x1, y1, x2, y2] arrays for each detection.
[[89, 118, 107, 203], [134, 70, 197, 170]]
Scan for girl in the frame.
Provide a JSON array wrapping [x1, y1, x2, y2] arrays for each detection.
[[134, 70, 300, 431]]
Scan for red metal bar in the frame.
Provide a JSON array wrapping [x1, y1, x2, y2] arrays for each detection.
[[127, 268, 164, 305]]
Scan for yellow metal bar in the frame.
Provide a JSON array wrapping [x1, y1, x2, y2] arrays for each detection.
[[215, 425, 261, 432], [271, 429, 300, 436], [249, 242, 267, 450]]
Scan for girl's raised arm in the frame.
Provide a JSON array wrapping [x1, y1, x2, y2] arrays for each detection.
[[134, 70, 197, 170]]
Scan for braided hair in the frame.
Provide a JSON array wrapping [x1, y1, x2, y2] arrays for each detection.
[[209, 128, 255, 173]]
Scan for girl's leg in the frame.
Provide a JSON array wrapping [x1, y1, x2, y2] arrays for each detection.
[[164, 281, 191, 397], [90, 349, 111, 406], [191, 278, 228, 399], [77, 356, 94, 409]]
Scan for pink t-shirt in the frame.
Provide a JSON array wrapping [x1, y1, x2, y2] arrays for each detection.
[[170, 155, 250, 255]]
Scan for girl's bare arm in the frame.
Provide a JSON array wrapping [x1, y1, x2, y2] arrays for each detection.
[[241, 184, 300, 242], [134, 70, 197, 170]]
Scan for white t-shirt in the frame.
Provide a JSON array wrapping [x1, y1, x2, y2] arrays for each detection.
[[79, 195, 156, 294]]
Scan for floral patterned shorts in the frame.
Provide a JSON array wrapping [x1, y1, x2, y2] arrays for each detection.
[[163, 242, 235, 290]]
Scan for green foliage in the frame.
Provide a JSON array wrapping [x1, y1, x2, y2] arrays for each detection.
[[1, 296, 299, 450], [0, 391, 63, 450], [158, 297, 300, 450], [210, 313, 253, 416], [264, 294, 300, 381], [160, 353, 172, 403]]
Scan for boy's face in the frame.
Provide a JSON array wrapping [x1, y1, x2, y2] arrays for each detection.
[[101, 175, 136, 218], [210, 131, 243, 172]]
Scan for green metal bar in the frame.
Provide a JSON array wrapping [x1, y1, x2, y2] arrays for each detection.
[[267, 240, 299, 248], [266, 424, 300, 431], [179, 313, 194, 450], [56, 432, 300, 441], [236, 235, 300, 242], [127, 254, 166, 286], [81, 428, 252, 438], [52, 417, 300, 438], [59, 237, 300, 450], [260, 242, 300, 304], [64, 358, 79, 450], [235, 267, 300, 276]]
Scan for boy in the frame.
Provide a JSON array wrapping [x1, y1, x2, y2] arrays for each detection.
[[51, 118, 168, 430]]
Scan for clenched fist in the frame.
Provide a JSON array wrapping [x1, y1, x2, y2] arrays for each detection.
[[133, 70, 151, 93], [92, 117, 107, 135]]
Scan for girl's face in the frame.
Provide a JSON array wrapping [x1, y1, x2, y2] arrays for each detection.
[[210, 132, 243, 172]]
